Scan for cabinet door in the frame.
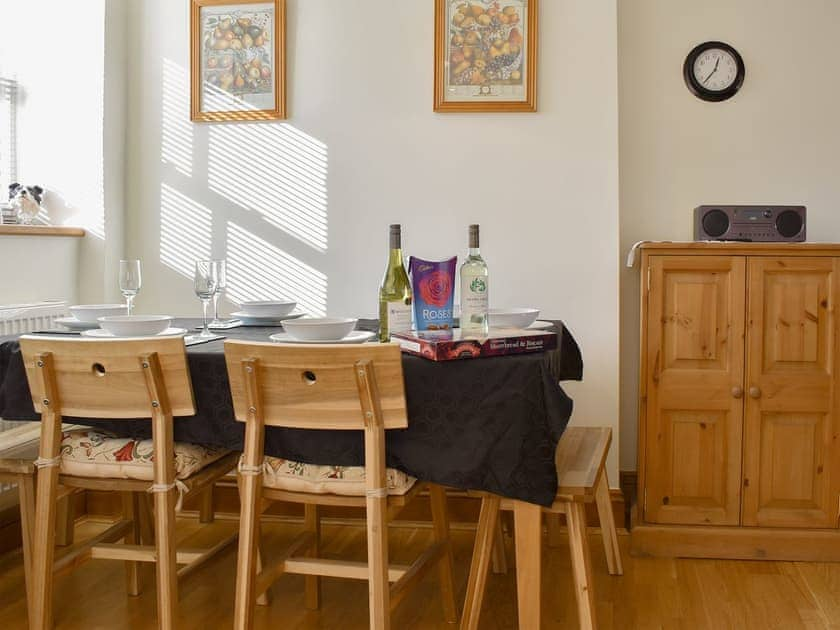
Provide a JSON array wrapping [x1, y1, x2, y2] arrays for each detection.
[[742, 257, 840, 528], [644, 256, 746, 525]]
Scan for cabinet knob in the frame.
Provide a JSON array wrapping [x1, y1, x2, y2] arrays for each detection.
[[731, 386, 744, 399], [749, 386, 762, 399]]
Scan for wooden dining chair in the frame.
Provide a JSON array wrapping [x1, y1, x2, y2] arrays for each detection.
[[0, 442, 80, 625], [461, 426, 623, 630], [18, 336, 240, 630], [224, 340, 458, 630]]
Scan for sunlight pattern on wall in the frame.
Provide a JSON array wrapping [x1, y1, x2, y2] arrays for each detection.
[[225, 221, 327, 316], [162, 59, 193, 176], [208, 123, 328, 252], [159, 184, 212, 277]]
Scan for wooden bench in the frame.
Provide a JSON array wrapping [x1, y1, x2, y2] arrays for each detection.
[[461, 426, 622, 630]]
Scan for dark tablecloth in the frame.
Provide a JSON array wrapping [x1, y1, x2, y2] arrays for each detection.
[[0, 319, 583, 506]]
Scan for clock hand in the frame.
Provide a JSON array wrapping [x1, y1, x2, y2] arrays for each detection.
[[703, 56, 722, 84]]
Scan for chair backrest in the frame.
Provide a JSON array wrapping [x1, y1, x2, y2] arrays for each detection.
[[19, 336, 196, 418], [224, 340, 408, 430]]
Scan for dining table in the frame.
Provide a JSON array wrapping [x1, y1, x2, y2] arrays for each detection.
[[0, 317, 584, 627]]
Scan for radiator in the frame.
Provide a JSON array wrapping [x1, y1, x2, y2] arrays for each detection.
[[0, 300, 67, 335], [0, 301, 68, 493]]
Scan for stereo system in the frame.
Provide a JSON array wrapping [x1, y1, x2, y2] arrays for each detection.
[[694, 205, 806, 242]]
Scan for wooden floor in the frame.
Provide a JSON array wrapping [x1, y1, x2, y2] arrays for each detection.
[[2, 516, 840, 629]]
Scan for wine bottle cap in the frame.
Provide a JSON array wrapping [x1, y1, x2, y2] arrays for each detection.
[[390, 224, 401, 249], [469, 224, 480, 248]]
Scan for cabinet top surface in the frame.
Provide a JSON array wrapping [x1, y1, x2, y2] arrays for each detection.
[[639, 241, 840, 255]]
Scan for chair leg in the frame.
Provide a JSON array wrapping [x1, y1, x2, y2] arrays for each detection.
[[30, 465, 61, 630], [255, 538, 272, 607], [460, 495, 500, 630], [429, 484, 457, 623], [490, 514, 508, 575], [546, 511, 563, 548], [198, 484, 215, 524], [567, 502, 597, 630], [17, 473, 36, 625], [234, 473, 263, 630], [153, 487, 179, 630], [367, 493, 390, 630], [138, 493, 155, 545], [304, 503, 321, 610], [595, 471, 623, 576], [122, 492, 142, 596], [54, 493, 75, 546]]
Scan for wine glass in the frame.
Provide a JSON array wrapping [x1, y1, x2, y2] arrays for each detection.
[[194, 260, 219, 338], [209, 259, 227, 327], [119, 260, 142, 315]]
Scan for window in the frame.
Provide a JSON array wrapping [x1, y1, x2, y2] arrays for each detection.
[[0, 78, 17, 200]]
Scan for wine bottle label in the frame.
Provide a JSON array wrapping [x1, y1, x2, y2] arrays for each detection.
[[386, 301, 412, 334], [462, 277, 489, 310]]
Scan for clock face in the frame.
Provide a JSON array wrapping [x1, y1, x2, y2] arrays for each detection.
[[692, 48, 738, 92], [683, 41, 745, 102]]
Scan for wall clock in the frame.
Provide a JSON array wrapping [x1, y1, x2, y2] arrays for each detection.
[[683, 41, 745, 102]]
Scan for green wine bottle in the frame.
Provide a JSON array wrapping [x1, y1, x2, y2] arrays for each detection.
[[379, 224, 413, 342]]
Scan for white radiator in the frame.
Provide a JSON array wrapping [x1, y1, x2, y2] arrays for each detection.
[[0, 300, 67, 335], [0, 301, 68, 493]]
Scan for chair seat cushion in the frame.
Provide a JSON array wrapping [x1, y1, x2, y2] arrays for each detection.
[[253, 455, 416, 496], [58, 429, 231, 481]]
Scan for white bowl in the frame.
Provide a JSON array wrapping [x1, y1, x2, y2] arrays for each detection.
[[488, 308, 540, 329], [98, 315, 173, 337], [281, 317, 358, 342], [236, 300, 297, 318], [69, 304, 128, 323]]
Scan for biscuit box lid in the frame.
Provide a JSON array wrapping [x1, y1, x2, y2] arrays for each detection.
[[390, 328, 557, 361]]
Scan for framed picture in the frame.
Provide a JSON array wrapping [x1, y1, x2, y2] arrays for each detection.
[[434, 0, 537, 112], [190, 0, 286, 122]]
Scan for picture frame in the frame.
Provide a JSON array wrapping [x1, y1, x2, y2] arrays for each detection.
[[434, 0, 538, 113], [190, 0, 286, 122]]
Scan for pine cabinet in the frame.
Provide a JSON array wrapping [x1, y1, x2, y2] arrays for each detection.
[[643, 255, 745, 526], [742, 257, 840, 528], [634, 243, 840, 561]]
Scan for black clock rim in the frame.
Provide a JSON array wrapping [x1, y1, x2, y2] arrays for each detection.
[[683, 41, 745, 102]]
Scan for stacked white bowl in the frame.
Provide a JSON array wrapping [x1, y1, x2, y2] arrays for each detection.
[[236, 300, 297, 318], [98, 315, 173, 337], [281, 317, 357, 342], [488, 308, 540, 329], [69, 304, 128, 324]]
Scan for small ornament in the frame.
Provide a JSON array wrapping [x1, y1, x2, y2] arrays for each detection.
[[8, 182, 45, 225]]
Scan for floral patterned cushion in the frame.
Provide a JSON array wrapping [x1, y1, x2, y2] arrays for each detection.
[[247, 455, 416, 497], [58, 429, 231, 481]]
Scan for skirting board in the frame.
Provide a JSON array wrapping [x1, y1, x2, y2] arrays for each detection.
[[631, 524, 840, 562]]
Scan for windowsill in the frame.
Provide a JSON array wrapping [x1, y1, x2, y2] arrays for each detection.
[[0, 225, 85, 237]]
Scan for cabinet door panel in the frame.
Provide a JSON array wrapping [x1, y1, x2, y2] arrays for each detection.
[[644, 256, 746, 525], [743, 257, 840, 527]]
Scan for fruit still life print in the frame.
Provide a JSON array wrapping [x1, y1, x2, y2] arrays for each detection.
[[202, 7, 273, 99], [448, 1, 526, 89]]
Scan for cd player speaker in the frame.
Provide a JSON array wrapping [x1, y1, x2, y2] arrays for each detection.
[[694, 205, 806, 242]]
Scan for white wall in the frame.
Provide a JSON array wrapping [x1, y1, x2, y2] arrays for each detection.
[[619, 0, 840, 469], [123, 0, 621, 479], [0, 1, 108, 303], [0, 236, 80, 304]]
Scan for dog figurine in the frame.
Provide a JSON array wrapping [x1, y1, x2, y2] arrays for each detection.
[[8, 183, 44, 224]]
